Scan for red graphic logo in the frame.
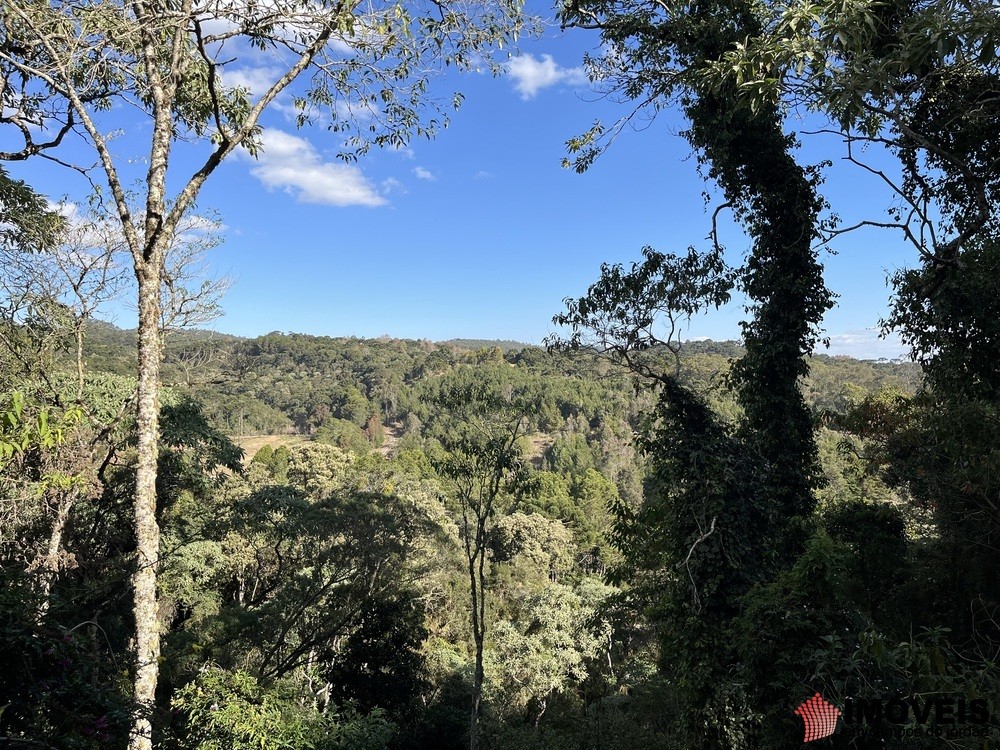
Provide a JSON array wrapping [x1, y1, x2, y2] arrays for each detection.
[[795, 692, 842, 742]]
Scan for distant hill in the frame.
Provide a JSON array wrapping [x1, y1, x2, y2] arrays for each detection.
[[439, 338, 534, 352], [83, 319, 244, 375], [73, 321, 923, 438], [87, 319, 243, 348], [675, 339, 746, 358]]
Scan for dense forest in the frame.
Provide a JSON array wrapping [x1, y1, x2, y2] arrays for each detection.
[[5, 316, 963, 750], [2, 0, 999, 747]]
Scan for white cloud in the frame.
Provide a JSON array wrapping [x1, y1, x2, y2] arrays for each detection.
[[199, 0, 356, 54], [821, 328, 910, 360], [473, 170, 494, 180], [47, 200, 79, 222], [506, 54, 588, 100], [413, 166, 437, 181], [381, 177, 407, 195], [219, 64, 377, 131], [219, 65, 284, 98], [244, 128, 387, 208], [177, 213, 228, 235]]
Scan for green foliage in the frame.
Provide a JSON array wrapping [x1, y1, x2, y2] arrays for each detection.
[[733, 529, 857, 746], [323, 592, 428, 721], [315, 418, 371, 456], [0, 319, 954, 750], [162, 478, 435, 690], [0, 390, 82, 466], [250, 444, 292, 483], [336, 386, 373, 428], [485, 583, 602, 723], [87, 323, 915, 465], [515, 470, 614, 567], [200, 393, 293, 436], [542, 434, 595, 477], [550, 0, 852, 743], [808, 624, 999, 748], [0, 167, 65, 252], [161, 398, 244, 472], [0, 574, 132, 749], [823, 500, 908, 621], [11, 0, 996, 741], [700, 0, 1000, 250], [814, 427, 895, 508], [837, 230, 1000, 644], [171, 666, 395, 750], [889, 236, 1000, 401], [549, 247, 734, 360], [850, 392, 1000, 636], [491, 512, 575, 581], [285, 443, 355, 497], [571, 469, 618, 566], [518, 471, 572, 514], [614, 380, 764, 747], [251, 444, 274, 466]]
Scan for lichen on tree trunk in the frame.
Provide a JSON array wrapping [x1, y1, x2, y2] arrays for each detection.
[[129, 259, 163, 750]]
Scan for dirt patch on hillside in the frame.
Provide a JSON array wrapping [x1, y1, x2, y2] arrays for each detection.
[[236, 434, 310, 464], [378, 422, 404, 457], [526, 433, 553, 469]]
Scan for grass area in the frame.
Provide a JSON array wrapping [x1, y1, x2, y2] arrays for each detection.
[[235, 427, 550, 465], [235, 434, 311, 464]]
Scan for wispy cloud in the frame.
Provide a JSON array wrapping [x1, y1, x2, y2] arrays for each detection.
[[243, 128, 387, 208], [507, 54, 588, 100], [200, 0, 355, 54], [220, 64, 378, 129], [219, 64, 284, 97], [413, 166, 437, 181], [381, 177, 407, 195], [473, 170, 494, 180], [821, 328, 910, 360], [47, 200, 79, 222]]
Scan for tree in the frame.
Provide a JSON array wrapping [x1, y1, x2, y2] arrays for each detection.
[[171, 666, 395, 750], [0, 209, 127, 396], [159, 444, 442, 745], [0, 172, 66, 382], [0, 167, 63, 254], [0, 3, 525, 747], [841, 236, 1000, 641], [695, 0, 1000, 693], [702, 0, 1000, 274], [553, 0, 839, 739], [432, 367, 531, 750], [485, 584, 598, 728]]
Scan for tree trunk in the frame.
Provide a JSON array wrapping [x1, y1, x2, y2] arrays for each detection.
[[471, 633, 484, 750], [129, 259, 163, 750], [468, 549, 483, 750], [36, 494, 72, 621]]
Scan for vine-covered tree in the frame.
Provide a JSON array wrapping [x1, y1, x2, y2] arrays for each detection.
[[555, 0, 838, 741]]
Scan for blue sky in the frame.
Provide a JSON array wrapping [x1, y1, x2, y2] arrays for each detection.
[[9, 4, 918, 359]]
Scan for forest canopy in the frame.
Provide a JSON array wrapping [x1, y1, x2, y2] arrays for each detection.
[[2, 0, 999, 747]]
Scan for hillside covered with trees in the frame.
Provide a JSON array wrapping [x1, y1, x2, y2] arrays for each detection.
[[2, 315, 943, 750], [2, 0, 999, 747]]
